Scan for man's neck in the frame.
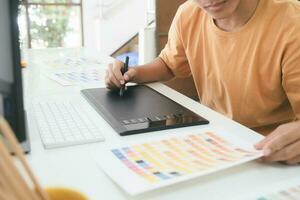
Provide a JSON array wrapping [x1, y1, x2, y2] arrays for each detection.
[[214, 0, 259, 32]]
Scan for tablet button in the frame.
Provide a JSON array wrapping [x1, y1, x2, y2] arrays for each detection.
[[165, 114, 173, 119], [148, 116, 160, 122], [137, 118, 145, 123], [144, 117, 150, 122], [155, 116, 163, 121], [158, 115, 167, 120], [173, 114, 182, 118], [122, 120, 130, 125], [130, 119, 138, 124]]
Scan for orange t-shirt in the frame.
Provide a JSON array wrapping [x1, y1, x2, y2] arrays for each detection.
[[159, 0, 300, 135]]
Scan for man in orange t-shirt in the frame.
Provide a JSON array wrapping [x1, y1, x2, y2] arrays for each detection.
[[105, 0, 300, 164]]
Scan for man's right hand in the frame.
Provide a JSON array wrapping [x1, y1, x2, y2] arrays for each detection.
[[105, 59, 137, 89]]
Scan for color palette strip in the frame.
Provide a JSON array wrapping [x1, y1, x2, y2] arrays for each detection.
[[111, 132, 260, 183], [256, 185, 300, 200]]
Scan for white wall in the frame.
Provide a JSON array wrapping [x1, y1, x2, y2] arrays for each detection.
[[139, 24, 156, 65], [83, 0, 148, 56]]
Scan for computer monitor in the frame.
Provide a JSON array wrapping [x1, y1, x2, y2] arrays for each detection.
[[0, 0, 30, 152]]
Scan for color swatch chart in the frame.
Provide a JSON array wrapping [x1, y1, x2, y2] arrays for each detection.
[[51, 57, 102, 68], [111, 131, 260, 184], [48, 68, 105, 86], [255, 184, 300, 200]]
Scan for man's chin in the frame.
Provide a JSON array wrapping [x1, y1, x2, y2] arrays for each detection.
[[207, 12, 229, 20]]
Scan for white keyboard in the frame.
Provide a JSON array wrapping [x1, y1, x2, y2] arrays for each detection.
[[32, 100, 105, 149]]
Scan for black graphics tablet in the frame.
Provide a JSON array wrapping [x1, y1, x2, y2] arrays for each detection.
[[81, 85, 209, 136]]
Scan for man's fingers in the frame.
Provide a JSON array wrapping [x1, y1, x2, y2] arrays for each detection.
[[108, 65, 121, 88], [112, 60, 125, 84], [257, 124, 300, 156], [105, 69, 111, 88], [255, 127, 284, 150], [105, 60, 135, 89], [124, 68, 136, 82], [262, 140, 300, 162]]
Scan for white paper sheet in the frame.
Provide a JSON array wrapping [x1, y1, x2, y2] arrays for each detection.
[[47, 68, 105, 86], [95, 127, 263, 196]]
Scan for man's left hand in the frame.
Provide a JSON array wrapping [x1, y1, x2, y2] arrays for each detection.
[[255, 120, 300, 164]]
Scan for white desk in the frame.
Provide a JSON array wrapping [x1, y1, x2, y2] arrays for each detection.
[[23, 48, 300, 200]]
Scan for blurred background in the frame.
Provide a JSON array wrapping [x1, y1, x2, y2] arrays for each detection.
[[17, 0, 197, 99], [18, 0, 155, 55]]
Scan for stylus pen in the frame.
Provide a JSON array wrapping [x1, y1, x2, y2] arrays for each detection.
[[119, 56, 129, 97]]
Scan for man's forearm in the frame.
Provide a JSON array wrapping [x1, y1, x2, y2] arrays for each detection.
[[133, 57, 175, 83]]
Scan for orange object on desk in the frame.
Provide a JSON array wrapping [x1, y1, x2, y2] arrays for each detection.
[[21, 60, 28, 68], [46, 188, 88, 200]]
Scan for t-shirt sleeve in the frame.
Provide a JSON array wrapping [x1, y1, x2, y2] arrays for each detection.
[[159, 5, 191, 78], [282, 24, 300, 120]]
